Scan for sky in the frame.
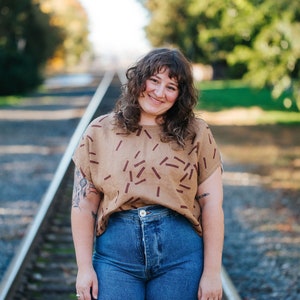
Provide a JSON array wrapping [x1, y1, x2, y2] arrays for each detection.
[[78, 0, 151, 66]]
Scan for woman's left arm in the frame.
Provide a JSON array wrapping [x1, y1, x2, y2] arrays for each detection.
[[197, 166, 224, 300]]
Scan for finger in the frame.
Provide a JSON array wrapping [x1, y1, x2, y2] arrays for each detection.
[[82, 288, 92, 300], [91, 285, 98, 300], [92, 289, 98, 299]]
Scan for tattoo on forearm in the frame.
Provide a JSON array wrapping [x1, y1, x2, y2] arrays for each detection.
[[72, 168, 86, 208], [195, 193, 210, 201], [72, 168, 99, 208]]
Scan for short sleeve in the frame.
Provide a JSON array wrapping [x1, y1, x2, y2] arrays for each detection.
[[72, 127, 93, 182], [197, 119, 222, 184]]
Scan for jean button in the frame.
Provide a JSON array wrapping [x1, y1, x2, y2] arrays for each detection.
[[139, 210, 147, 217]]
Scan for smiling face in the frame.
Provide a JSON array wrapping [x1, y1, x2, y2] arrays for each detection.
[[138, 68, 179, 125]]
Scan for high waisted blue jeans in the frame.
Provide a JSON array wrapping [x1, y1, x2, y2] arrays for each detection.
[[93, 205, 204, 300]]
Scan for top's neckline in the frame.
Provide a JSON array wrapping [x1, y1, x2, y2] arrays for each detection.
[[139, 123, 161, 130]]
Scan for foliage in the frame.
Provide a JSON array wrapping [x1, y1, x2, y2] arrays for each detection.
[[142, 0, 300, 110], [142, 0, 201, 60], [0, 0, 90, 95], [225, 1, 300, 110], [39, 0, 91, 72], [0, 0, 64, 95]]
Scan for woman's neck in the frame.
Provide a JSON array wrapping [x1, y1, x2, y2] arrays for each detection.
[[139, 114, 162, 126]]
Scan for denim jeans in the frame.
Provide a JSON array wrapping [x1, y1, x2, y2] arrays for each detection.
[[93, 205, 204, 300]]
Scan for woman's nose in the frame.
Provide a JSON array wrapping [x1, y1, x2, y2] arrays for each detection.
[[154, 84, 165, 98]]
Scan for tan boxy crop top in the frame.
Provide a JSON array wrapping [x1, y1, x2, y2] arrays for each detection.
[[73, 113, 222, 236]]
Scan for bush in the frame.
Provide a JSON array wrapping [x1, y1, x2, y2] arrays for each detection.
[[0, 0, 63, 95], [0, 50, 42, 95]]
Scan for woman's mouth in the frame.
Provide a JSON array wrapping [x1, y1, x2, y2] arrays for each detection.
[[149, 94, 164, 104]]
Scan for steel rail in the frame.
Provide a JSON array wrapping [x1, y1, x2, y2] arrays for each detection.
[[221, 266, 242, 300], [0, 70, 115, 300]]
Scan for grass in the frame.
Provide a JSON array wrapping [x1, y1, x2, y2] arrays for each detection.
[[0, 95, 23, 106], [196, 80, 300, 125]]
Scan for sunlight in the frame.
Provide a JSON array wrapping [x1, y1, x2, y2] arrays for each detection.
[[79, 0, 151, 66], [0, 108, 85, 120]]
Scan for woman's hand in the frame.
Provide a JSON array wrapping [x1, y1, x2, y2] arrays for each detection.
[[76, 267, 98, 300], [198, 272, 222, 300]]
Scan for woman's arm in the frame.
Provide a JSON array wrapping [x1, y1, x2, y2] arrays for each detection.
[[71, 167, 101, 300], [197, 166, 224, 300]]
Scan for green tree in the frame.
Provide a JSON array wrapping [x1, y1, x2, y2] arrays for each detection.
[[0, 0, 64, 95], [226, 1, 300, 109], [40, 0, 91, 72], [143, 0, 201, 60], [142, 0, 300, 110]]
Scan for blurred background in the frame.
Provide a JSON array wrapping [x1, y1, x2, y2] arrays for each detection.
[[0, 1, 299, 298], [0, 0, 299, 106]]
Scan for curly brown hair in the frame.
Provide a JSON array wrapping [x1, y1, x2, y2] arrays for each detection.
[[113, 48, 198, 148]]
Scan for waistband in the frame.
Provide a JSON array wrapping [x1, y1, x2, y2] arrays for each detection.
[[111, 205, 178, 221]]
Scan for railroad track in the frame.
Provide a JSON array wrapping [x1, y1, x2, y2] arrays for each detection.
[[0, 70, 241, 300]]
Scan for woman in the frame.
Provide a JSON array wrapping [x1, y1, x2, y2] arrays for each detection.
[[71, 48, 224, 300]]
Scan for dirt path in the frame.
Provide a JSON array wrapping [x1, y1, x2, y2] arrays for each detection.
[[211, 123, 300, 190], [207, 118, 300, 299]]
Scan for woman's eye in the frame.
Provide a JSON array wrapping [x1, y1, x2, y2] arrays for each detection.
[[150, 78, 158, 83], [168, 86, 177, 91]]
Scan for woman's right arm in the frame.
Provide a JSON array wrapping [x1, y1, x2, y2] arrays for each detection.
[[71, 167, 101, 300]]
